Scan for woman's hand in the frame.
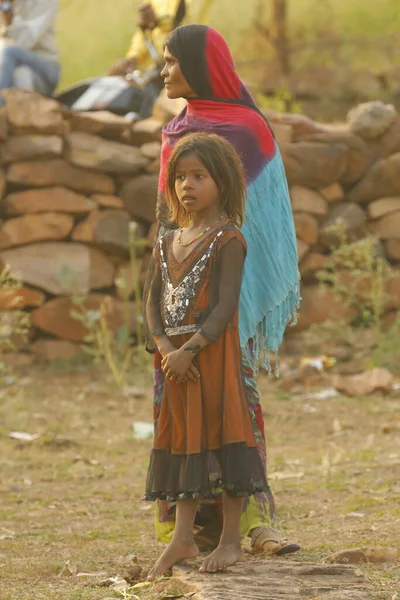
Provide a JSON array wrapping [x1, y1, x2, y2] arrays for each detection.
[[161, 349, 200, 383]]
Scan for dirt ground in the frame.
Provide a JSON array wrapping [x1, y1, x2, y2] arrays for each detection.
[[0, 355, 399, 600]]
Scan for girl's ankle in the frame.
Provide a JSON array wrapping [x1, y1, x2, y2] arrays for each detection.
[[171, 534, 196, 545]]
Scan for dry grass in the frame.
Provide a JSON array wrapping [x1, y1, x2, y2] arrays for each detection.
[[0, 356, 399, 599]]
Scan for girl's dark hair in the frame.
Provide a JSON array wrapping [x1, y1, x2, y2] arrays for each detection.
[[165, 133, 246, 228]]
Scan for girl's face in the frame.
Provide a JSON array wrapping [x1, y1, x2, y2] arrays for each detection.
[[161, 47, 196, 99], [174, 153, 221, 216]]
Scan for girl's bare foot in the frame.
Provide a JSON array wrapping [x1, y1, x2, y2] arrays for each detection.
[[199, 543, 245, 573], [147, 538, 199, 581]]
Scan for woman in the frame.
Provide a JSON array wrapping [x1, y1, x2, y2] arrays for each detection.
[[151, 23, 300, 564]]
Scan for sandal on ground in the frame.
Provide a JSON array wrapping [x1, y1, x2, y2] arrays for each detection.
[[250, 528, 301, 556]]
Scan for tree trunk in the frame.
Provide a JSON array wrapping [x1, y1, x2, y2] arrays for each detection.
[[270, 0, 290, 78]]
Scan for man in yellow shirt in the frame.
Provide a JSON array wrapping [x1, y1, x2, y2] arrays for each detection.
[[108, 1, 190, 77]]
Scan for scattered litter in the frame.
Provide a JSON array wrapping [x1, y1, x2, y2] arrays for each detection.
[[346, 512, 365, 518], [58, 560, 78, 577], [300, 355, 336, 373], [132, 422, 153, 440], [9, 432, 40, 442], [302, 403, 317, 413], [0, 534, 15, 541], [294, 388, 339, 401], [140, 504, 152, 511], [123, 386, 146, 399], [100, 576, 129, 591]]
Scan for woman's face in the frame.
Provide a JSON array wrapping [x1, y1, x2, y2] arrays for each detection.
[[161, 47, 196, 99]]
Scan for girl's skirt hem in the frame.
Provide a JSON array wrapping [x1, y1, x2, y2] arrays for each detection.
[[144, 443, 269, 503]]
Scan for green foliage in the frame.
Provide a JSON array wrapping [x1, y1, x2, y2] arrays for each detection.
[[0, 266, 30, 383], [303, 318, 356, 356], [69, 228, 148, 388], [316, 224, 394, 327], [256, 86, 301, 114], [315, 223, 400, 368]]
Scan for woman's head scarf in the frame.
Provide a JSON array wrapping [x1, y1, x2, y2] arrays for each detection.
[[157, 25, 300, 373]]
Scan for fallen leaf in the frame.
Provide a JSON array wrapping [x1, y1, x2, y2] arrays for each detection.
[[269, 471, 304, 480], [119, 553, 138, 565], [130, 581, 153, 590], [58, 560, 78, 577], [325, 546, 400, 565], [9, 432, 40, 442]]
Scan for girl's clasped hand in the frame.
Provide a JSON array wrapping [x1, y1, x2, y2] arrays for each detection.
[[161, 348, 200, 383]]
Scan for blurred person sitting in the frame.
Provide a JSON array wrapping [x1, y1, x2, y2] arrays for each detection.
[[0, 0, 60, 103], [108, 1, 189, 79], [104, 1, 190, 118]]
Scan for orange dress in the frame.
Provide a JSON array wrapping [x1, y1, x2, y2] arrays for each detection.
[[144, 222, 268, 501]]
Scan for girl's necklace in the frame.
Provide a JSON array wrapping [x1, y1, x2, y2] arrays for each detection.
[[177, 213, 226, 247]]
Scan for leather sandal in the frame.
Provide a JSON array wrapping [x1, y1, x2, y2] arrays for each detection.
[[251, 528, 301, 555]]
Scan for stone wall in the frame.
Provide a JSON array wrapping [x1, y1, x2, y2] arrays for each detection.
[[267, 101, 400, 331], [0, 90, 399, 358]]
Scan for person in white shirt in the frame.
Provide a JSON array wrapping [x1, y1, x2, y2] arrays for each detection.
[[0, 0, 60, 101]]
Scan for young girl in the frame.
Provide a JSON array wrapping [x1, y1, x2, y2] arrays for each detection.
[[143, 133, 269, 579]]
